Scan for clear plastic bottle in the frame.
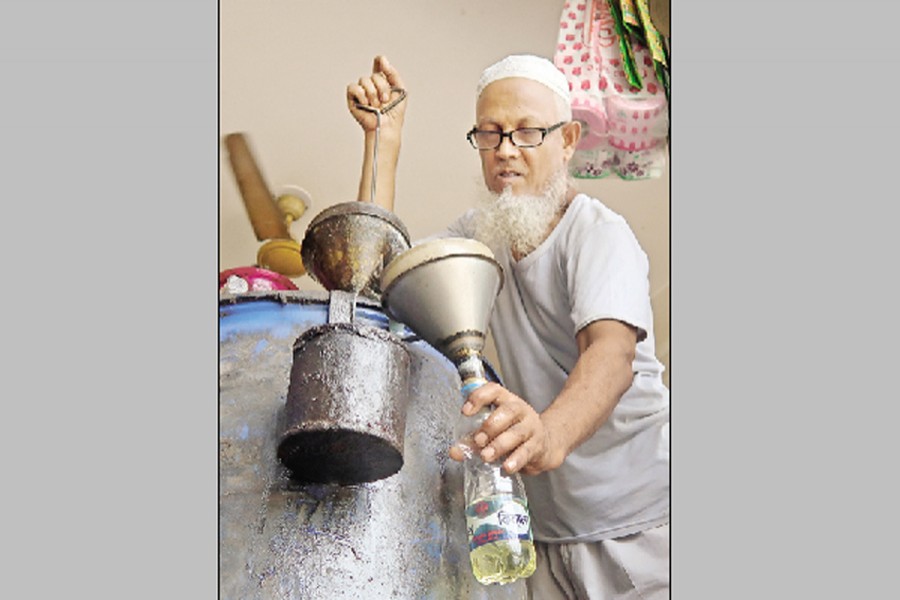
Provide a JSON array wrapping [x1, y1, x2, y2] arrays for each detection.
[[455, 355, 537, 585]]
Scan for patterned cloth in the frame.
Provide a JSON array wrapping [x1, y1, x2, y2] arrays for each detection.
[[553, 0, 669, 180]]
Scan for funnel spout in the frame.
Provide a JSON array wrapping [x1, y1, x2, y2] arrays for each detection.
[[455, 351, 490, 397]]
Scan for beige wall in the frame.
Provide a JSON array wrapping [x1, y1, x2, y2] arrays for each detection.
[[219, 0, 669, 386]]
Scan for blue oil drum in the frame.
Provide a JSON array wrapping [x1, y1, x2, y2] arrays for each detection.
[[219, 290, 525, 599]]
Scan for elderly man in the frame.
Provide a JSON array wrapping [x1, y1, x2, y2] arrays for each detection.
[[347, 54, 669, 599]]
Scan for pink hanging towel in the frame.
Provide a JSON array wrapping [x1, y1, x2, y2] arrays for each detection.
[[554, 0, 668, 180], [554, 1, 613, 178]]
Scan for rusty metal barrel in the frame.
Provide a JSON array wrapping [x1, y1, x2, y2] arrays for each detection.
[[219, 290, 525, 599]]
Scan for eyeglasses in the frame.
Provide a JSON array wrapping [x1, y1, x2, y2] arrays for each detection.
[[466, 121, 568, 150]]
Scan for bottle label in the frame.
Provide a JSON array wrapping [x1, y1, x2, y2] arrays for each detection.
[[465, 494, 532, 551]]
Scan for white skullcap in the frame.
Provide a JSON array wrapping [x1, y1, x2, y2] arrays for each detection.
[[476, 54, 571, 104]]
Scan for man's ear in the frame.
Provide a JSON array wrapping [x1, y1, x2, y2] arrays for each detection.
[[561, 120, 582, 161]]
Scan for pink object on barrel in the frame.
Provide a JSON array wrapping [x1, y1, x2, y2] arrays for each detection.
[[219, 266, 298, 293]]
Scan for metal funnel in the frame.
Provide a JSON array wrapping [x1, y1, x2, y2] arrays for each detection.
[[380, 238, 503, 363], [301, 202, 411, 300]]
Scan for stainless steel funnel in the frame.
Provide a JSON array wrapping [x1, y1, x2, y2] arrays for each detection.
[[300, 202, 410, 300], [380, 238, 503, 364]]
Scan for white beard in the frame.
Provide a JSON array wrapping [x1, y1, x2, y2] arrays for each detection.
[[474, 169, 571, 258]]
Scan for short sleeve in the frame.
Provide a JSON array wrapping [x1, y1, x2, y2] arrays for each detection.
[[567, 221, 652, 343]]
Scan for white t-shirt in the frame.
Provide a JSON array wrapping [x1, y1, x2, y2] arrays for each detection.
[[441, 193, 670, 542]]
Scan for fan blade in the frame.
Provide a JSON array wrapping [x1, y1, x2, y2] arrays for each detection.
[[223, 132, 290, 241]]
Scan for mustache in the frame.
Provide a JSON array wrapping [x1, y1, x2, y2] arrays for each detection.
[[483, 169, 573, 203]]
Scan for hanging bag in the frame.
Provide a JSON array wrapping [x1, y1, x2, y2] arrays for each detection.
[[554, 1, 613, 178], [555, 1, 669, 180]]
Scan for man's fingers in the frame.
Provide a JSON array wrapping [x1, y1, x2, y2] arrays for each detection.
[[503, 443, 535, 475], [478, 402, 519, 439], [347, 83, 369, 108], [350, 75, 394, 110], [374, 55, 405, 89], [358, 77, 381, 107], [481, 421, 532, 464], [362, 71, 388, 102], [462, 382, 501, 415], [448, 444, 466, 463]]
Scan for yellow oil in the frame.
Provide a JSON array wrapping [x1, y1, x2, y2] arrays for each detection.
[[469, 538, 537, 585]]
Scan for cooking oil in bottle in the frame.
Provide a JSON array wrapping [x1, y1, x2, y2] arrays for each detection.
[[458, 403, 537, 585], [465, 492, 537, 584]]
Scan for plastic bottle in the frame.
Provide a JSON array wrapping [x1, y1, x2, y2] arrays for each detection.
[[455, 355, 537, 585]]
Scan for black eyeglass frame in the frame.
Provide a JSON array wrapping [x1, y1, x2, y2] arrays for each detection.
[[466, 121, 568, 150]]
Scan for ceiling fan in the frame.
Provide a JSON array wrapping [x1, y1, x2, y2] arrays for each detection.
[[222, 132, 311, 278]]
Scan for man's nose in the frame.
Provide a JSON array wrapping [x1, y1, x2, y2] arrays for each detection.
[[495, 135, 520, 158]]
